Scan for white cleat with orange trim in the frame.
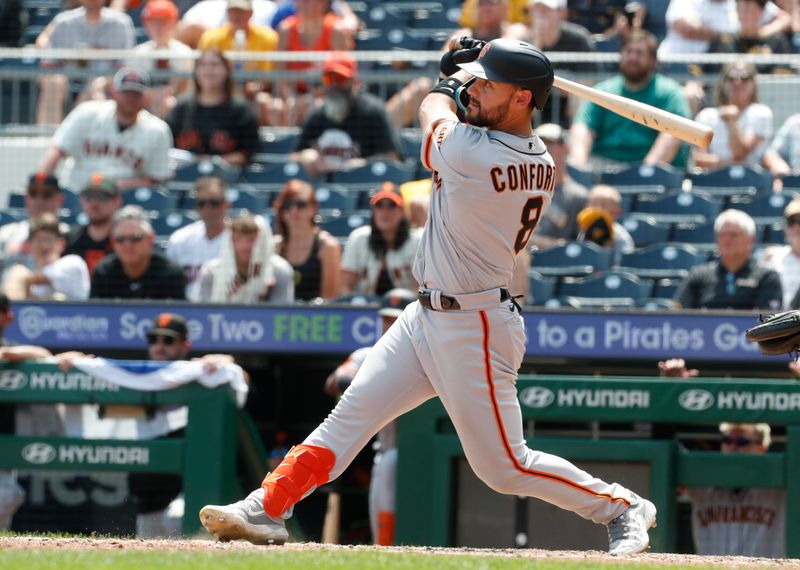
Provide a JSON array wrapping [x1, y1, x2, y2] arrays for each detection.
[[200, 488, 288, 545], [607, 494, 657, 555]]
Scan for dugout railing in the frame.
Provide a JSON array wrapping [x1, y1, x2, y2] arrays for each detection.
[[395, 375, 800, 556], [0, 361, 239, 534]]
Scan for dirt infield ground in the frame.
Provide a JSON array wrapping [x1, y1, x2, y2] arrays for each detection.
[[2, 536, 800, 569]]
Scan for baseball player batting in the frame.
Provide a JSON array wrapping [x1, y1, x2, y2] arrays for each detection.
[[200, 37, 656, 554]]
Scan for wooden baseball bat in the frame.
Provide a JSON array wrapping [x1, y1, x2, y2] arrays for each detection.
[[321, 490, 340, 544], [553, 75, 713, 149]]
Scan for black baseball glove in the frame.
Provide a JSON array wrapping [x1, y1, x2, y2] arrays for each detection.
[[745, 310, 800, 357], [440, 37, 486, 77]]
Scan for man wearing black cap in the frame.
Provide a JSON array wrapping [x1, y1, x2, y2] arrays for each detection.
[[64, 173, 123, 275], [0, 172, 66, 258], [0, 293, 53, 530], [39, 67, 174, 193], [323, 288, 417, 546]]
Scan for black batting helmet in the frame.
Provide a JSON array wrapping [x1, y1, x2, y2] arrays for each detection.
[[378, 288, 417, 318], [457, 39, 554, 110]]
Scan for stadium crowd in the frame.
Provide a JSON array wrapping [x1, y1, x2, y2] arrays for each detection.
[[1, 0, 800, 554]]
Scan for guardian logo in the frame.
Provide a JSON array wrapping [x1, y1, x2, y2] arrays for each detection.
[[22, 442, 57, 465], [679, 389, 715, 411], [0, 370, 26, 391], [519, 387, 555, 409]]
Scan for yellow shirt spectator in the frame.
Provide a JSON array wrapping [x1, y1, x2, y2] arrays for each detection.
[[198, 24, 278, 72], [458, 0, 528, 29]]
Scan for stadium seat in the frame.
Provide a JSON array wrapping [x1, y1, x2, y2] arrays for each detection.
[[0, 212, 22, 227], [258, 130, 300, 155], [781, 174, 800, 189], [689, 164, 772, 195], [357, 5, 411, 29], [619, 215, 671, 248], [762, 222, 786, 245], [599, 163, 684, 190], [121, 187, 178, 212], [553, 295, 637, 309], [631, 190, 719, 224], [670, 221, 717, 253], [636, 298, 675, 310], [315, 185, 360, 213], [412, 6, 461, 29], [174, 159, 240, 184], [531, 241, 612, 278], [242, 162, 309, 184], [224, 185, 269, 212], [558, 271, 649, 302], [729, 191, 800, 224], [617, 244, 706, 279], [527, 270, 557, 305], [151, 211, 198, 237], [330, 160, 415, 185], [61, 188, 81, 212], [6, 194, 25, 209], [331, 293, 382, 306], [651, 278, 683, 299], [399, 130, 423, 164], [566, 164, 595, 188], [319, 212, 370, 239]]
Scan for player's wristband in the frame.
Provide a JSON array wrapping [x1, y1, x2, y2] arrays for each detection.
[[430, 77, 471, 112]]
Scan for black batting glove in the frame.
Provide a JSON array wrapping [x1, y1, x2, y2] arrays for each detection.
[[440, 36, 486, 77]]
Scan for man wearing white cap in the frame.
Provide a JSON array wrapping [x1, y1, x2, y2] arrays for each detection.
[[39, 67, 174, 193]]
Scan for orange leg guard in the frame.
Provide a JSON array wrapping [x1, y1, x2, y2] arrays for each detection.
[[261, 444, 336, 518], [376, 512, 395, 546]]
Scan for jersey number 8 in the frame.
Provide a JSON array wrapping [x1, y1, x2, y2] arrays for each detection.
[[514, 196, 544, 254]]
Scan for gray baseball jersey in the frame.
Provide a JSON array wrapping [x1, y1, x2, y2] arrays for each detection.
[[414, 118, 555, 294]]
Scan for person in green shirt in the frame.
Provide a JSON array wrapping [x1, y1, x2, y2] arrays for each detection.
[[568, 29, 691, 171]]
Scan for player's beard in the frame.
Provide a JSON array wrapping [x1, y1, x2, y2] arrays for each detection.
[[465, 96, 513, 129]]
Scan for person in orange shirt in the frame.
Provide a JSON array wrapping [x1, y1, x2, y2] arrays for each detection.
[[458, 0, 528, 29], [198, 0, 278, 73]]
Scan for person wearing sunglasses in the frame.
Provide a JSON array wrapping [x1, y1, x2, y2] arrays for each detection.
[[166, 177, 231, 299], [675, 209, 782, 310], [90, 205, 186, 299], [63, 173, 123, 275], [686, 422, 785, 557], [0, 172, 66, 260], [692, 61, 773, 170], [760, 198, 800, 309], [273, 179, 341, 301], [339, 183, 421, 297], [53, 312, 246, 538], [292, 51, 402, 179]]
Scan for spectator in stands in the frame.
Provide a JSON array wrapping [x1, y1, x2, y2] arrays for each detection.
[[39, 67, 174, 193], [35, 0, 136, 125], [194, 213, 294, 303], [709, 0, 790, 71], [529, 123, 589, 249], [266, 0, 352, 126], [657, 0, 790, 57], [166, 49, 261, 169], [450, 0, 521, 42], [340, 183, 420, 296], [687, 422, 785, 557], [577, 184, 635, 265], [761, 198, 800, 308], [0, 173, 65, 258], [127, 0, 193, 118], [3, 213, 90, 301], [567, 0, 643, 38], [198, 0, 278, 73], [692, 61, 773, 170], [459, 0, 529, 29], [510, 0, 596, 127], [91, 205, 186, 299], [675, 209, 782, 309], [178, 0, 277, 48], [273, 179, 341, 301], [54, 312, 246, 538], [292, 52, 402, 179], [166, 177, 231, 299], [568, 30, 691, 171], [64, 173, 122, 275], [0, 293, 52, 532], [762, 113, 800, 185]]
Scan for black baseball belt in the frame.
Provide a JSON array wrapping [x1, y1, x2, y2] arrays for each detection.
[[418, 288, 511, 311]]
